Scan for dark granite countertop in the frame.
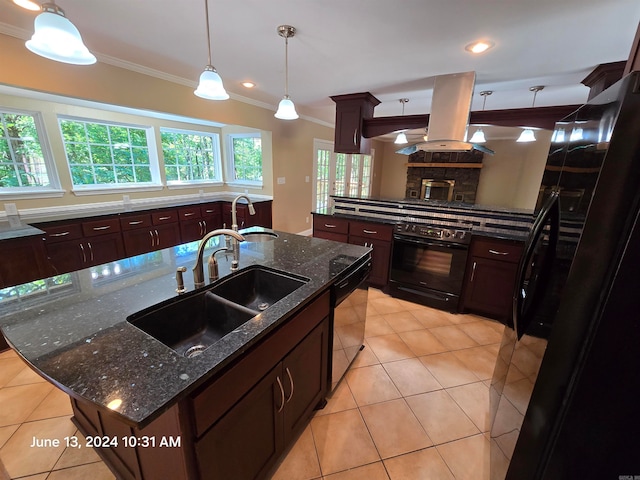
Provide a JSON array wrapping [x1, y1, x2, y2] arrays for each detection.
[[0, 217, 45, 241], [0, 228, 370, 428]]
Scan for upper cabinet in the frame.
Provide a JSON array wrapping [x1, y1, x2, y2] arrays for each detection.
[[330, 93, 380, 154]]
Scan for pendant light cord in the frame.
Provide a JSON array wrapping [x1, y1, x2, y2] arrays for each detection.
[[284, 35, 289, 97], [204, 0, 212, 65]]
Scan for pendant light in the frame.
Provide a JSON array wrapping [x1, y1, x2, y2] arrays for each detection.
[[274, 25, 298, 120], [194, 0, 229, 100], [469, 90, 492, 143], [25, 2, 96, 65], [394, 99, 409, 144], [517, 86, 544, 143]]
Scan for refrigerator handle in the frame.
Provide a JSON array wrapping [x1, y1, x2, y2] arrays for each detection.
[[513, 191, 560, 338]]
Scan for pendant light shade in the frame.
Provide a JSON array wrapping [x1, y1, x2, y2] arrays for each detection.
[[25, 3, 96, 65], [194, 0, 228, 101], [517, 128, 536, 143], [275, 95, 299, 120], [469, 128, 486, 143], [274, 25, 298, 120], [195, 65, 229, 100]]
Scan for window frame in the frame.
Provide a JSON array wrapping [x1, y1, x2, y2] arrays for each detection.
[[58, 115, 162, 195], [160, 127, 223, 188], [225, 132, 263, 187], [0, 107, 63, 199]]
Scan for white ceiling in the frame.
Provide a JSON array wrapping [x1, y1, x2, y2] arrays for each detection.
[[1, 0, 639, 127]]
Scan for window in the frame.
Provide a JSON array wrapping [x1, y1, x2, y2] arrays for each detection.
[[161, 128, 222, 185], [227, 133, 262, 185], [59, 117, 159, 190], [0, 109, 59, 194], [313, 139, 374, 212]]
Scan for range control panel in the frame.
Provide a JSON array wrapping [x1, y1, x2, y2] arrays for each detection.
[[394, 223, 471, 245]]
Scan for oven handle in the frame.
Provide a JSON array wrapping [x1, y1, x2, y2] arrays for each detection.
[[393, 235, 469, 250]]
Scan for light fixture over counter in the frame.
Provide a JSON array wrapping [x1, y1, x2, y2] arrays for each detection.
[[274, 25, 298, 120], [394, 98, 409, 144], [517, 86, 545, 143], [469, 90, 492, 144], [194, 0, 229, 100], [25, 1, 96, 65]]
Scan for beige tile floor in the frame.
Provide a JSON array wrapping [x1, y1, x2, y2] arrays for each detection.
[[0, 288, 505, 480]]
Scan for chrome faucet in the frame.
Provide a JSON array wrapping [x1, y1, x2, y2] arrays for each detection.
[[193, 229, 244, 288], [231, 195, 256, 262]]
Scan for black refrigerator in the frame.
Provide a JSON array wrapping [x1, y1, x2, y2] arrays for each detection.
[[490, 71, 640, 479]]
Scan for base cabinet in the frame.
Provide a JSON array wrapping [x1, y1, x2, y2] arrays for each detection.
[[461, 236, 524, 322], [70, 291, 330, 480]]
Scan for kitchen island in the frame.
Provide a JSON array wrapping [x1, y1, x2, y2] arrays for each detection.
[[0, 228, 371, 480]]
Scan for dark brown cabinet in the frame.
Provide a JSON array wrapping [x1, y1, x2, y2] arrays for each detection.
[[121, 209, 181, 257], [330, 93, 380, 154], [222, 201, 273, 230], [461, 236, 524, 322], [70, 290, 330, 480], [0, 235, 49, 288], [313, 214, 391, 287], [348, 221, 393, 287], [41, 217, 125, 275]]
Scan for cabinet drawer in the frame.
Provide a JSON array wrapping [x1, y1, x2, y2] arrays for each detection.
[[470, 237, 523, 263], [152, 209, 178, 225], [349, 221, 393, 242], [200, 203, 221, 217], [42, 223, 83, 243], [82, 218, 121, 237], [120, 213, 152, 230], [313, 215, 349, 235], [178, 206, 202, 221], [190, 290, 330, 437]]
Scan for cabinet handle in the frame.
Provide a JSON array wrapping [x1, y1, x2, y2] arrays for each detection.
[[285, 367, 294, 403], [149, 230, 155, 247], [324, 224, 337, 228], [92, 225, 111, 231], [353, 127, 358, 146], [363, 230, 377, 235], [87, 242, 94, 262], [489, 249, 509, 256], [202, 220, 207, 233], [158, 216, 172, 221], [154, 229, 160, 246], [470, 261, 477, 282], [183, 212, 196, 217], [128, 220, 144, 225], [276, 376, 285, 413], [50, 231, 70, 237], [79, 243, 87, 263], [204, 209, 215, 214]]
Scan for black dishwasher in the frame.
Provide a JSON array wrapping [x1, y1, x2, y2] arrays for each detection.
[[329, 254, 371, 391]]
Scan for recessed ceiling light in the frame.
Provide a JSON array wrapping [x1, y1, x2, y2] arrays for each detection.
[[12, 0, 40, 11], [242, 81, 256, 88], [465, 40, 494, 54]]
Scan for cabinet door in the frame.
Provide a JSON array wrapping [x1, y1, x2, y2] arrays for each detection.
[[463, 257, 518, 320], [155, 223, 182, 250], [0, 236, 50, 288], [122, 228, 156, 257], [45, 239, 85, 274], [180, 219, 206, 243], [85, 232, 125, 266], [282, 318, 329, 442], [195, 366, 284, 480], [201, 203, 223, 233], [254, 201, 273, 228], [349, 236, 390, 287]]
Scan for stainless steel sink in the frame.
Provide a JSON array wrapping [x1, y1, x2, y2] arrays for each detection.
[[209, 265, 308, 312], [127, 266, 308, 357], [242, 231, 278, 242]]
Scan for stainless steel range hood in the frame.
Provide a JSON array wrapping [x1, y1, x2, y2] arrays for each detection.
[[396, 71, 494, 155]]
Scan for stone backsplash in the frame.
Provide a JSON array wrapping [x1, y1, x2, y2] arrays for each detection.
[[405, 150, 483, 203]]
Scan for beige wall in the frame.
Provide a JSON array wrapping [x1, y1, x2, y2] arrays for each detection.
[[475, 131, 552, 210], [378, 141, 408, 199], [0, 33, 334, 234]]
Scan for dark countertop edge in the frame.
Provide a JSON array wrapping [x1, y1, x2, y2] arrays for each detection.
[[3, 194, 273, 227], [0, 229, 371, 429]]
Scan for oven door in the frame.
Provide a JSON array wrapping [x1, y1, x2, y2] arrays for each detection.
[[390, 235, 469, 311]]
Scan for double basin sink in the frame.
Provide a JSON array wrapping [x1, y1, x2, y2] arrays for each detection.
[[127, 264, 309, 358]]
